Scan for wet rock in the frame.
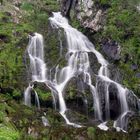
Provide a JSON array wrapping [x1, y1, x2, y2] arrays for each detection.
[[66, 97, 86, 114], [63, 75, 96, 120], [131, 64, 138, 71], [88, 52, 101, 75], [65, 77, 91, 115], [46, 24, 67, 69], [34, 82, 54, 108], [136, 73, 140, 78], [108, 64, 122, 83], [108, 83, 121, 120], [42, 116, 50, 127], [102, 40, 121, 60], [65, 109, 88, 124], [96, 80, 121, 120], [127, 90, 140, 111], [61, 0, 75, 18]]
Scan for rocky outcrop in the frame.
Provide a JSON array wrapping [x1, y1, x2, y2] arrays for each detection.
[[0, 0, 22, 24], [82, 9, 103, 32], [75, 0, 94, 19], [102, 40, 121, 61], [75, 0, 105, 31], [61, 0, 75, 18], [61, 0, 106, 32]]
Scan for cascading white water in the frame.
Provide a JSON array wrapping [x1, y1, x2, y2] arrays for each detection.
[[28, 33, 47, 82], [49, 12, 138, 130], [24, 84, 32, 107], [24, 83, 40, 109], [24, 33, 47, 109], [24, 12, 140, 131]]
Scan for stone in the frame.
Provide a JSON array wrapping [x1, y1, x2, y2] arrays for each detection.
[[102, 40, 121, 60], [131, 64, 138, 71], [127, 90, 140, 111], [60, 0, 105, 31], [136, 73, 140, 78], [61, 0, 74, 18], [76, 0, 94, 18], [83, 10, 103, 31]]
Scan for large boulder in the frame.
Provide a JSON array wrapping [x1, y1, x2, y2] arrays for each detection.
[[102, 40, 121, 61]]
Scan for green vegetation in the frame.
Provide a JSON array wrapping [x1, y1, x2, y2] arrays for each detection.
[[0, 0, 140, 139], [0, 0, 60, 90], [87, 127, 96, 139], [0, 0, 60, 139], [36, 88, 52, 101], [101, 0, 140, 58], [0, 125, 20, 140], [0, 8, 32, 90], [0, 102, 19, 140], [100, 0, 140, 96]]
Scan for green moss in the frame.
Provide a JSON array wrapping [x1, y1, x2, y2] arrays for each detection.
[[87, 127, 96, 139], [0, 124, 20, 140], [0, 111, 5, 122], [12, 89, 21, 99], [21, 2, 34, 11], [118, 61, 140, 97], [0, 102, 19, 140], [36, 88, 52, 101], [0, 12, 33, 89]]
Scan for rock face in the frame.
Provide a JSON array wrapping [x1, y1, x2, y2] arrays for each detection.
[[76, 0, 106, 32], [61, 0, 105, 32], [102, 40, 121, 61], [75, 0, 94, 19], [61, 0, 75, 18], [82, 9, 103, 32]]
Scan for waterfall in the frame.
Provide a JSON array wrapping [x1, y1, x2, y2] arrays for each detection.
[[24, 12, 140, 132], [27, 33, 47, 82], [24, 83, 40, 109], [24, 33, 47, 109]]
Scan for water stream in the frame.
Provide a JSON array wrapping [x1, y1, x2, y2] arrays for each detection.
[[24, 12, 140, 131]]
